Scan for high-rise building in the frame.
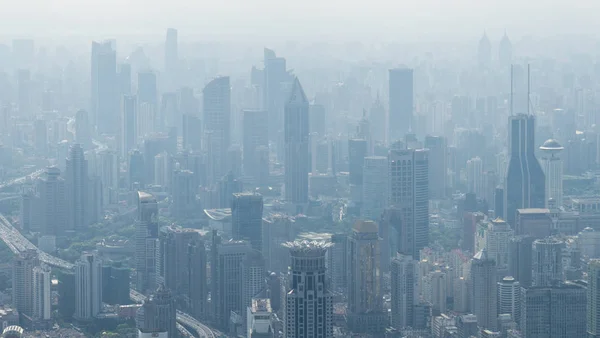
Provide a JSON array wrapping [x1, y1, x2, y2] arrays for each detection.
[[182, 114, 202, 152], [470, 250, 498, 331], [426, 270, 447, 315], [521, 282, 587, 338], [118, 63, 132, 95], [137, 71, 157, 106], [171, 169, 196, 218], [424, 135, 447, 199], [262, 215, 293, 274], [247, 298, 275, 338], [121, 95, 137, 158], [164, 28, 178, 81], [231, 192, 264, 251], [137, 284, 177, 337], [467, 156, 484, 198], [32, 264, 51, 321], [32, 166, 67, 235], [129, 149, 145, 188], [476, 218, 513, 277], [498, 276, 520, 326], [12, 249, 39, 317], [75, 109, 92, 150], [388, 148, 429, 259], [284, 77, 310, 210], [347, 220, 387, 334], [390, 253, 418, 329], [283, 241, 333, 338], [91, 41, 118, 134], [505, 114, 545, 226], [157, 226, 207, 319], [348, 139, 368, 205], [361, 156, 388, 221], [588, 260, 600, 337], [97, 149, 119, 205], [532, 238, 564, 287], [135, 191, 159, 294], [498, 32, 512, 68], [456, 314, 479, 338], [74, 252, 103, 320], [217, 171, 243, 208], [203, 76, 231, 185], [539, 139, 564, 207], [509, 235, 534, 288], [478, 32, 492, 69], [242, 110, 269, 181], [264, 49, 288, 145], [388, 67, 414, 142], [329, 234, 348, 293], [65, 144, 89, 230]]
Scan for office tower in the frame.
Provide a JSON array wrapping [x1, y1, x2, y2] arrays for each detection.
[[157, 227, 207, 319], [34, 119, 47, 154], [17, 69, 30, 118], [91, 41, 118, 134], [478, 218, 513, 277], [121, 95, 137, 158], [425, 135, 447, 199], [362, 156, 388, 221], [243, 110, 269, 180], [370, 94, 386, 144], [347, 221, 387, 334], [478, 32, 492, 69], [135, 191, 159, 294], [505, 114, 545, 226], [498, 276, 520, 325], [388, 67, 414, 142], [470, 250, 498, 331], [521, 282, 587, 338], [247, 298, 275, 338], [211, 238, 253, 329], [153, 152, 168, 187], [12, 249, 39, 317], [182, 114, 202, 151], [203, 76, 231, 184], [456, 314, 479, 338], [262, 215, 293, 274], [348, 138, 368, 205], [164, 28, 178, 81], [483, 171, 498, 206], [75, 109, 92, 150], [232, 192, 263, 251], [97, 149, 119, 204], [539, 139, 564, 207], [509, 235, 534, 288], [426, 270, 447, 315], [65, 144, 89, 230], [283, 241, 333, 338], [588, 260, 600, 337], [33, 166, 67, 235], [171, 169, 196, 218], [284, 77, 310, 209], [463, 211, 485, 253], [329, 234, 348, 293], [388, 148, 429, 259], [264, 49, 288, 144], [74, 252, 103, 320], [532, 238, 564, 287], [217, 171, 243, 208], [32, 264, 51, 320], [390, 253, 418, 329], [137, 284, 177, 338], [498, 32, 512, 68], [243, 250, 266, 313], [467, 156, 484, 198], [129, 149, 145, 188]]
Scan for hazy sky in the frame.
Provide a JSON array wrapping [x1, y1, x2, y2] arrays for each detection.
[[0, 0, 598, 41]]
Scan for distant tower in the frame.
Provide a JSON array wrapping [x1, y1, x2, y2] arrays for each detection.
[[532, 238, 564, 287], [478, 31, 492, 69], [65, 144, 89, 230], [284, 241, 333, 338], [135, 191, 159, 294], [231, 192, 264, 251], [361, 156, 388, 220], [470, 250, 498, 331], [121, 95, 137, 158], [498, 31, 512, 68], [242, 110, 269, 181], [388, 67, 414, 143], [390, 253, 418, 329], [203, 76, 231, 185], [32, 264, 51, 321], [284, 78, 310, 209], [74, 252, 103, 320], [497, 276, 520, 326], [75, 109, 92, 149], [540, 139, 564, 207], [347, 220, 387, 334], [171, 169, 196, 218], [504, 114, 545, 226], [34, 166, 67, 236], [588, 259, 600, 337], [509, 235, 534, 287], [466, 156, 484, 198], [164, 28, 178, 85], [91, 41, 118, 134], [12, 249, 39, 317], [348, 138, 368, 206]]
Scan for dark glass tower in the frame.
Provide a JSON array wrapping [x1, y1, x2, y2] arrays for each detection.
[[504, 114, 545, 226]]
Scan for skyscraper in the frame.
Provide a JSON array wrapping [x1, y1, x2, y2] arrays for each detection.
[[284, 77, 310, 209], [231, 192, 264, 251], [347, 220, 387, 334], [137, 284, 177, 338], [532, 238, 564, 287], [203, 76, 231, 185], [498, 276, 520, 326], [242, 110, 269, 179], [171, 169, 196, 218], [388, 148, 429, 259], [121, 95, 137, 158], [65, 144, 89, 230], [74, 252, 103, 320], [138, 71, 158, 106], [91, 41, 118, 134], [539, 139, 564, 207], [505, 114, 545, 226], [390, 253, 418, 329], [424, 135, 447, 199], [477, 218, 513, 277], [348, 139, 368, 205], [283, 241, 333, 338], [467, 156, 484, 198], [509, 235, 534, 288], [164, 28, 178, 79], [97, 149, 119, 205], [264, 49, 288, 145], [470, 250, 498, 331], [135, 191, 159, 294], [388, 67, 414, 142], [361, 156, 388, 220], [33, 166, 67, 235], [588, 259, 600, 337], [32, 264, 51, 321], [478, 32, 492, 69], [12, 249, 39, 317], [75, 109, 92, 149], [498, 32, 512, 68]]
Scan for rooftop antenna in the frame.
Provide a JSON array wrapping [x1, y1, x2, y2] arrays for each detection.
[[527, 64, 531, 115], [510, 64, 514, 116]]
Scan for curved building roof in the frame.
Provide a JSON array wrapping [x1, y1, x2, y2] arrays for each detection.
[[540, 139, 564, 150]]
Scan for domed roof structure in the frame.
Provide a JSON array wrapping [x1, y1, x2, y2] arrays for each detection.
[[540, 139, 564, 151]]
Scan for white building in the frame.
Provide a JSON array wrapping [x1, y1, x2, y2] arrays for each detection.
[[75, 252, 103, 320], [540, 139, 564, 207], [497, 276, 520, 326], [466, 156, 484, 198], [32, 264, 51, 320], [476, 218, 513, 277]]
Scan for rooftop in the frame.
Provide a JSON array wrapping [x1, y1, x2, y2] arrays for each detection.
[[251, 298, 272, 313], [517, 208, 550, 214]]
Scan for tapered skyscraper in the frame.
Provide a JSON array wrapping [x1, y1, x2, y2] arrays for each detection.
[[284, 78, 310, 209], [504, 114, 545, 226]]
